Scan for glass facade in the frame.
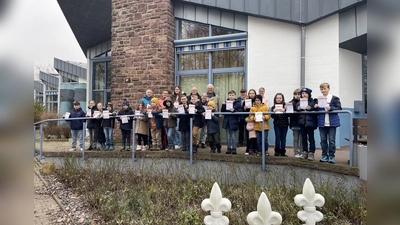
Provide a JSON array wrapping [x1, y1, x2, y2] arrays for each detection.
[[92, 60, 111, 105]]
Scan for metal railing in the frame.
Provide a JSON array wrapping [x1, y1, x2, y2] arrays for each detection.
[[34, 110, 355, 168]]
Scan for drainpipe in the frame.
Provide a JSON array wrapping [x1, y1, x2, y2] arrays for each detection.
[[300, 25, 306, 88]]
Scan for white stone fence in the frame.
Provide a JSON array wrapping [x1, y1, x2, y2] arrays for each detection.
[[201, 178, 325, 225]]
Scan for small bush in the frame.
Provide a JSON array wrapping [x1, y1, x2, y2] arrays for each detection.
[[41, 161, 55, 175], [40, 112, 60, 138], [34, 101, 46, 123], [59, 125, 71, 139]]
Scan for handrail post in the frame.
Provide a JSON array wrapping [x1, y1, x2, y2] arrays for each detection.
[[347, 110, 354, 166], [262, 119, 266, 171], [34, 126, 36, 157], [39, 123, 43, 161], [131, 119, 136, 163], [82, 122, 86, 160], [190, 117, 193, 164]]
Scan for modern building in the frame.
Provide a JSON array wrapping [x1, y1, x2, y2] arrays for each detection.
[[57, 0, 367, 146]]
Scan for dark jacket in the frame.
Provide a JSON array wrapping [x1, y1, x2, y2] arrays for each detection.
[[187, 93, 202, 103], [87, 106, 100, 129], [206, 109, 220, 134], [163, 97, 178, 128], [289, 98, 300, 128], [140, 94, 153, 107], [178, 104, 191, 131], [192, 101, 205, 127], [295, 98, 318, 129], [102, 109, 116, 128], [69, 107, 86, 130], [221, 98, 242, 131], [317, 95, 342, 127], [271, 103, 289, 127], [150, 108, 164, 129], [117, 107, 134, 130]]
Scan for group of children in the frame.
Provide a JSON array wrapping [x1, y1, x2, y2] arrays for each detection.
[[67, 82, 341, 163]]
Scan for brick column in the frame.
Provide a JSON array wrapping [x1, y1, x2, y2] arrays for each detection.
[[111, 0, 175, 108]]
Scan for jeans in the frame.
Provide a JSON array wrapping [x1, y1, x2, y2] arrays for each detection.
[[71, 129, 83, 148], [238, 119, 246, 144], [319, 127, 337, 157], [181, 130, 190, 150], [300, 126, 316, 153], [292, 130, 302, 155], [274, 125, 288, 150], [174, 118, 181, 146], [103, 127, 114, 146], [88, 128, 98, 148], [198, 124, 207, 144], [256, 130, 269, 152], [226, 129, 237, 149], [167, 127, 175, 146]]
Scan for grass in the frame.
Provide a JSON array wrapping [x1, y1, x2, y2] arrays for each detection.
[[52, 157, 367, 225]]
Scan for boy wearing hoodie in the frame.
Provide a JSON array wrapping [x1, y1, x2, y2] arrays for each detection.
[[67, 101, 86, 151], [163, 97, 178, 151], [204, 101, 221, 153]]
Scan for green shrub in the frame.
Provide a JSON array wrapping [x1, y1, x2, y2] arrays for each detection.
[[34, 101, 46, 123]]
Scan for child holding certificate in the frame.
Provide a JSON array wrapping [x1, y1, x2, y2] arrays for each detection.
[[289, 89, 302, 158], [295, 88, 318, 160], [204, 101, 221, 153], [271, 93, 289, 156], [134, 101, 148, 151], [117, 99, 133, 151], [162, 97, 178, 151], [249, 95, 270, 156], [221, 90, 242, 154]]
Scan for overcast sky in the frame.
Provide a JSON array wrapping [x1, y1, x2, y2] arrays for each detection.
[[33, 0, 86, 66]]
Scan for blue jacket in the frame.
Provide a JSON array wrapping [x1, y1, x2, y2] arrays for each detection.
[[317, 95, 342, 127], [206, 109, 220, 134], [140, 94, 153, 107], [221, 98, 242, 131], [295, 98, 318, 129], [151, 109, 164, 129], [69, 107, 86, 130]]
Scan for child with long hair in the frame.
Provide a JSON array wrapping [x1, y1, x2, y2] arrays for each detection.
[[271, 93, 289, 156], [134, 101, 149, 151]]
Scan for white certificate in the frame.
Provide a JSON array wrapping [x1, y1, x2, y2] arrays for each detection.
[[103, 111, 110, 119], [300, 98, 308, 109], [285, 103, 293, 113], [189, 104, 195, 114], [275, 104, 283, 111], [86, 110, 91, 116], [255, 112, 263, 122], [177, 105, 184, 113], [93, 111, 101, 118], [135, 110, 141, 116], [162, 109, 169, 118], [226, 100, 233, 110], [147, 110, 153, 118], [121, 116, 128, 124], [318, 96, 328, 108], [174, 102, 179, 107], [64, 112, 70, 119], [245, 99, 252, 108], [205, 110, 212, 120]]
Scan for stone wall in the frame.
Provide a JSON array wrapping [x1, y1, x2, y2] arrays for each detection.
[[111, 0, 175, 109]]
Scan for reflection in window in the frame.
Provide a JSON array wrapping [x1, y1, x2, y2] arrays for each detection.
[[213, 73, 245, 101], [180, 75, 208, 96], [212, 26, 240, 36], [92, 60, 111, 105], [93, 91, 104, 106], [93, 62, 105, 90], [178, 20, 209, 40], [212, 49, 245, 68], [179, 52, 209, 70]]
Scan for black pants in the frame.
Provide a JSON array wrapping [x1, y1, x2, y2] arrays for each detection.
[[238, 119, 246, 144], [300, 126, 316, 153], [121, 129, 131, 147], [88, 128, 98, 148], [137, 133, 148, 146]]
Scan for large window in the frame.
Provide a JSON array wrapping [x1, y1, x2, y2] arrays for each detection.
[[362, 54, 367, 114], [92, 60, 111, 105]]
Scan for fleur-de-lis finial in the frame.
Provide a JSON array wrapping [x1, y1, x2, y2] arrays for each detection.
[[247, 192, 282, 225], [201, 182, 232, 225], [294, 178, 325, 225]]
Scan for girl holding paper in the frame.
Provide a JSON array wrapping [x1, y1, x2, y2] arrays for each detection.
[[249, 95, 270, 156], [243, 89, 257, 155], [271, 93, 289, 156], [163, 97, 178, 151], [117, 99, 133, 151], [134, 101, 148, 151]]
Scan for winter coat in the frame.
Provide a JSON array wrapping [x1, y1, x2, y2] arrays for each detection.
[[221, 98, 242, 131], [68, 107, 86, 130], [192, 101, 205, 127], [87, 106, 100, 129], [117, 107, 134, 130], [102, 109, 116, 128], [317, 95, 342, 127], [206, 109, 220, 134], [271, 104, 289, 127], [289, 98, 300, 128], [178, 104, 191, 131], [206, 92, 220, 111], [187, 93, 202, 104], [295, 98, 318, 129], [249, 103, 270, 131], [245, 117, 256, 138], [135, 111, 148, 135], [149, 105, 164, 129], [140, 94, 153, 107], [163, 98, 178, 128]]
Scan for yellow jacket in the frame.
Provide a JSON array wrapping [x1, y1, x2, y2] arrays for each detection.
[[249, 103, 270, 131]]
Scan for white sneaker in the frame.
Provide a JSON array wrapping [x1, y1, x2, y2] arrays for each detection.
[[142, 145, 148, 151], [80, 148, 83, 151], [136, 145, 142, 151], [244, 152, 249, 155], [69, 148, 76, 152], [175, 145, 180, 149], [294, 153, 302, 158]]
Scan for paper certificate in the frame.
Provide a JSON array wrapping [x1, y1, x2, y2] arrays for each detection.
[[189, 104, 195, 114], [205, 110, 212, 119], [318, 96, 328, 108], [226, 100, 233, 110], [135, 110, 141, 116], [93, 111, 101, 118], [255, 112, 263, 122], [103, 111, 110, 119], [147, 110, 153, 118], [286, 103, 293, 113], [174, 102, 179, 107], [86, 110, 91, 116], [162, 109, 169, 118], [64, 112, 70, 119], [300, 98, 308, 109], [275, 104, 283, 111], [121, 116, 128, 124], [245, 99, 252, 108], [177, 105, 184, 113]]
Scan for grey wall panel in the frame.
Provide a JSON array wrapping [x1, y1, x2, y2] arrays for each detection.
[[339, 0, 358, 9], [195, 6, 209, 23], [276, 0, 291, 20], [260, 0, 275, 17], [356, 3, 367, 36], [234, 13, 248, 31], [231, 0, 245, 12], [216, 0, 230, 9], [184, 4, 196, 21], [291, 0, 301, 22], [321, 0, 339, 15], [244, 0, 259, 14], [203, 0, 217, 6], [190, 0, 203, 4], [307, 0, 320, 22], [174, 2, 184, 18], [221, 11, 234, 28], [208, 8, 221, 26], [339, 8, 356, 42]]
